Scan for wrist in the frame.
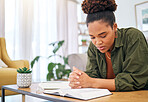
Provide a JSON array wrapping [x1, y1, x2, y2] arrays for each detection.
[[88, 77, 98, 88], [90, 78, 100, 88], [90, 78, 116, 91]]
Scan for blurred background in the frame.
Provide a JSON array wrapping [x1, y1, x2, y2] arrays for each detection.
[[0, 0, 148, 82]]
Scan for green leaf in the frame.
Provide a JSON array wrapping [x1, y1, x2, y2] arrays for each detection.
[[65, 69, 71, 76], [47, 72, 54, 81], [17, 68, 21, 73], [48, 62, 56, 72], [63, 57, 68, 65], [31, 56, 40, 68], [17, 67, 32, 73], [48, 55, 54, 59], [57, 63, 62, 66], [53, 40, 64, 54], [19, 68, 23, 73], [48, 41, 60, 46], [58, 64, 65, 70], [56, 69, 63, 79], [47, 73, 51, 81], [22, 67, 27, 71], [63, 69, 71, 78], [26, 70, 32, 73]]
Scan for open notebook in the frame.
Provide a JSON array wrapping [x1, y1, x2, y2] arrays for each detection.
[[39, 81, 112, 100]]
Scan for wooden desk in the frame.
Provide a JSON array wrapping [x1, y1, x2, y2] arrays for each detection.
[[2, 83, 148, 102]]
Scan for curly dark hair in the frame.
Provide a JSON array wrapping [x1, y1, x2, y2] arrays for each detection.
[[82, 0, 117, 14], [81, 0, 117, 28]]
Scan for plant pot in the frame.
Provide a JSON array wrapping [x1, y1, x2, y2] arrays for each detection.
[[17, 73, 32, 88], [82, 41, 87, 45]]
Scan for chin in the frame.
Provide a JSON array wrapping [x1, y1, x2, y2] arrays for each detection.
[[98, 50, 107, 53]]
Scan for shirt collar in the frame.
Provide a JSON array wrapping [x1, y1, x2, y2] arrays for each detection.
[[112, 28, 123, 52]]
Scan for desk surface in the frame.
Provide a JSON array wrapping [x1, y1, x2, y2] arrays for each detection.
[[2, 83, 148, 102]]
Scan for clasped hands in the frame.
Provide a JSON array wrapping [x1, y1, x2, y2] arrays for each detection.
[[68, 66, 92, 89]]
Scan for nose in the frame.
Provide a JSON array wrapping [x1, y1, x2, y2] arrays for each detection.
[[96, 38, 103, 45]]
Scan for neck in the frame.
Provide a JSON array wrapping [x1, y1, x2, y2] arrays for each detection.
[[109, 42, 115, 52]]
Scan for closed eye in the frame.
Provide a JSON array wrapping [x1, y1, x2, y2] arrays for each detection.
[[90, 37, 95, 39], [100, 35, 106, 38]]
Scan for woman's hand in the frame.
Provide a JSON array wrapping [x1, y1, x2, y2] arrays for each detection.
[[68, 67, 116, 91], [68, 67, 93, 88]]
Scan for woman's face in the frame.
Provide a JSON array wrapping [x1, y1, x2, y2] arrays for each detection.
[[88, 20, 117, 53]]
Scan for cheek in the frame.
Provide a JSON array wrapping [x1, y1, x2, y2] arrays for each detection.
[[91, 39, 96, 45], [104, 35, 115, 45], [106, 36, 115, 46]]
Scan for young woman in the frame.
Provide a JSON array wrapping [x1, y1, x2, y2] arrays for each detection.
[[68, 0, 148, 91]]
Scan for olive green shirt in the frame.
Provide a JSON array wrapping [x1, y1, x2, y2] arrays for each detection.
[[85, 27, 148, 91]]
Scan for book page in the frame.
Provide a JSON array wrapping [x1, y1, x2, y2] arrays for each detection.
[[44, 88, 112, 100], [60, 88, 112, 100], [39, 81, 70, 90]]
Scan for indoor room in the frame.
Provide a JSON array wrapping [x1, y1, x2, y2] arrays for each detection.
[[0, 0, 148, 102]]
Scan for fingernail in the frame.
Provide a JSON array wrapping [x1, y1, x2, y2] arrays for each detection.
[[78, 86, 81, 88], [76, 82, 80, 84], [79, 72, 81, 75], [76, 76, 79, 79]]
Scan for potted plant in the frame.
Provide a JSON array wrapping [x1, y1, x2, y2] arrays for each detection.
[[31, 40, 71, 81], [17, 67, 32, 88], [81, 39, 87, 45]]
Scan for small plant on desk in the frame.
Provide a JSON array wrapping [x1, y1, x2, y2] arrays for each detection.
[[81, 39, 87, 45], [17, 67, 32, 73], [17, 67, 32, 88]]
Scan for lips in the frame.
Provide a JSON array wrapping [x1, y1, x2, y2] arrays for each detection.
[[97, 46, 105, 50]]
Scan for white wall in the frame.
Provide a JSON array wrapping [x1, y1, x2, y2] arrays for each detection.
[[115, 0, 147, 28], [115, 0, 148, 37], [0, 0, 5, 37]]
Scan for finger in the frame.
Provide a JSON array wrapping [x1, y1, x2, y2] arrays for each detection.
[[68, 77, 79, 82], [69, 75, 79, 82], [69, 72, 80, 80], [69, 84, 81, 89], [69, 82, 81, 89], [71, 85, 82, 89], [69, 71, 77, 76], [73, 66, 83, 75], [75, 86, 82, 89], [69, 71, 79, 76]]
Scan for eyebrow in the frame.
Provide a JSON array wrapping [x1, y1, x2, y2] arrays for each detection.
[[89, 32, 106, 36]]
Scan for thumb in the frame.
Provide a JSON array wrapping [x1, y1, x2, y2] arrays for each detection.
[[73, 66, 83, 75]]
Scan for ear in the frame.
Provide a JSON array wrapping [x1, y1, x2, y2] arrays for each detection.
[[113, 23, 117, 30], [113, 23, 118, 38]]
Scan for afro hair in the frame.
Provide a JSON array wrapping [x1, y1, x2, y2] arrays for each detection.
[[82, 0, 117, 14]]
